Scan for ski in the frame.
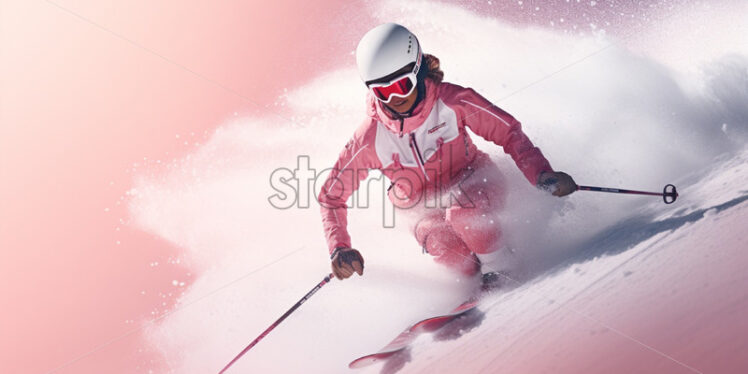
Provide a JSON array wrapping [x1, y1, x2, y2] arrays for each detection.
[[349, 298, 481, 369]]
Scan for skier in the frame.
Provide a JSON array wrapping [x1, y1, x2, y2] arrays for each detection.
[[318, 23, 576, 288]]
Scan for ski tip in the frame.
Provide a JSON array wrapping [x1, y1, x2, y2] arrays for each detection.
[[349, 349, 405, 369]]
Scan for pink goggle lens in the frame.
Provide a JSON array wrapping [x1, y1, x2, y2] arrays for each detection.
[[371, 76, 414, 102]]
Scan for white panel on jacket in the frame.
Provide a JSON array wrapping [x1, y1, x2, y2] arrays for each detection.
[[374, 99, 460, 167]]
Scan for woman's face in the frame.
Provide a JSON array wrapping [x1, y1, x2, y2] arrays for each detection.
[[384, 88, 418, 114]]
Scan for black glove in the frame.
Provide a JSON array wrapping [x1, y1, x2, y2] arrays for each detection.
[[538, 171, 577, 197], [330, 247, 364, 280]]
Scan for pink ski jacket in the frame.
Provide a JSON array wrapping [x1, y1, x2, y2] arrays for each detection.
[[318, 77, 553, 254]]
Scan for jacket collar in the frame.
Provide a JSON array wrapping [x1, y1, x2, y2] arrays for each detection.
[[366, 77, 439, 137]]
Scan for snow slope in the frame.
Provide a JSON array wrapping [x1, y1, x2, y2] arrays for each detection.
[[127, 1, 748, 373], [363, 148, 748, 374]]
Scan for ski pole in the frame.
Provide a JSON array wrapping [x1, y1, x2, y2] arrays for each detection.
[[577, 183, 679, 204], [218, 272, 335, 374]]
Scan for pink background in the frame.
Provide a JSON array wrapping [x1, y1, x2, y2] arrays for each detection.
[[2, 1, 744, 373], [1, 1, 361, 373]]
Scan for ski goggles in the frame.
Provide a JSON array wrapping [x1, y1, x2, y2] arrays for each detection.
[[368, 72, 418, 103], [367, 53, 423, 104]]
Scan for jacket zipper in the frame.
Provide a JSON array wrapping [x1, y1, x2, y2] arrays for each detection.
[[397, 115, 430, 181], [461, 127, 470, 157], [409, 133, 430, 181]]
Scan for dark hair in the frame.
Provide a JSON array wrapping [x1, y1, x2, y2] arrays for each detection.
[[420, 54, 444, 84]]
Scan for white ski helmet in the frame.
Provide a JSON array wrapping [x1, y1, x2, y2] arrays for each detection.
[[356, 23, 422, 84]]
